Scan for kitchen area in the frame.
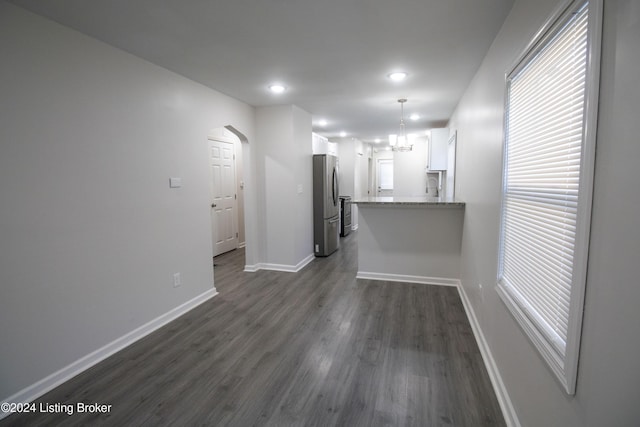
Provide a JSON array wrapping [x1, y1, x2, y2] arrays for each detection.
[[312, 129, 465, 285]]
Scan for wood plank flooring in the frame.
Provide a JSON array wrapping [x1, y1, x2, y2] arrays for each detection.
[[1, 232, 505, 426]]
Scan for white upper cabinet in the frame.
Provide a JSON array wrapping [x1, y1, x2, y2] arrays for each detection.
[[312, 133, 337, 156], [427, 128, 449, 171]]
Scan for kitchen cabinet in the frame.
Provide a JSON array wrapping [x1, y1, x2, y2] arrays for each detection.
[[427, 128, 449, 171], [312, 132, 337, 156]]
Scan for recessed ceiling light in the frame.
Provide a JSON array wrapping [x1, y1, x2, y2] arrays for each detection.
[[375, 138, 381, 143], [317, 119, 328, 127], [339, 131, 347, 137], [268, 84, 286, 94], [388, 72, 408, 82], [410, 113, 420, 121]]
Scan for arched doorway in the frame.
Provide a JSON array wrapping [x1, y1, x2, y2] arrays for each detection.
[[208, 126, 245, 256], [207, 125, 254, 268]]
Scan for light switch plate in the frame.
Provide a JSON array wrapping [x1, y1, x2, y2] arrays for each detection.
[[169, 177, 182, 188]]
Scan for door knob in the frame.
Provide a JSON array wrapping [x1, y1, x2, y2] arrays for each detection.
[[211, 203, 217, 208]]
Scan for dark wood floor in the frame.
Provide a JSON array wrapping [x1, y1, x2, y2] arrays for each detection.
[[1, 232, 505, 426]]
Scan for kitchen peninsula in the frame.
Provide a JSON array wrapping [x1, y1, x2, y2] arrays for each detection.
[[354, 196, 465, 286]]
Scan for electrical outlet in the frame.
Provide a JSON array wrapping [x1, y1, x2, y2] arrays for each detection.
[[173, 272, 182, 288]]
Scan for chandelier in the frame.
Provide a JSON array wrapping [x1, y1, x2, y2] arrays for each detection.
[[388, 98, 414, 152]]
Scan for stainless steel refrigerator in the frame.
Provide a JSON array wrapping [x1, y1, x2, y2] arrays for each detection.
[[313, 154, 340, 256]]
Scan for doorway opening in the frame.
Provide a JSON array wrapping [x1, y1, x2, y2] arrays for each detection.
[[376, 158, 394, 196], [208, 127, 245, 257]]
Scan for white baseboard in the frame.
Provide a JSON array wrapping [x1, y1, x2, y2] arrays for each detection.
[[457, 284, 520, 427], [293, 254, 315, 272], [0, 288, 218, 420], [258, 263, 298, 273], [356, 271, 459, 287], [244, 253, 315, 273]]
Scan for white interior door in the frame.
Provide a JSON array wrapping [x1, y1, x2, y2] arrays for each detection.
[[377, 158, 394, 196], [210, 139, 237, 256]]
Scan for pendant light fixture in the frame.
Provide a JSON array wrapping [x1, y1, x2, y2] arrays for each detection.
[[388, 98, 414, 152]]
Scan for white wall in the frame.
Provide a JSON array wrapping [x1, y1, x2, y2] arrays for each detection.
[[450, 0, 640, 425], [393, 137, 428, 197], [235, 134, 246, 247], [337, 139, 356, 199], [353, 141, 369, 228], [292, 107, 314, 264], [336, 138, 369, 229], [255, 105, 313, 268], [355, 143, 370, 220], [0, 2, 256, 401]]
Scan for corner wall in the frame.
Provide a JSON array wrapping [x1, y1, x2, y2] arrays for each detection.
[[0, 1, 255, 402], [255, 105, 313, 270], [450, 0, 640, 425], [336, 138, 369, 230]]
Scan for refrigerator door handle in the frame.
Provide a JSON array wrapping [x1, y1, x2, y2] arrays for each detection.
[[332, 167, 338, 206], [329, 217, 339, 224]]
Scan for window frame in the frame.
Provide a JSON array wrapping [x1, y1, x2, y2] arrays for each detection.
[[496, 0, 602, 395]]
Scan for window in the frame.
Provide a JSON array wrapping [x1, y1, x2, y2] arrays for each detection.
[[497, 0, 601, 394]]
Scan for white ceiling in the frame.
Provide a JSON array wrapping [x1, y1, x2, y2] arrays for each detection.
[[9, 0, 514, 144]]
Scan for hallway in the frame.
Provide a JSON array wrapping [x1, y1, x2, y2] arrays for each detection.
[[1, 232, 504, 426]]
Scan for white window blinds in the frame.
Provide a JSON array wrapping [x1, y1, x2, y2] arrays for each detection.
[[497, 0, 599, 394]]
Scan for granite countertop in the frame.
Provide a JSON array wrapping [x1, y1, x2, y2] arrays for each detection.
[[353, 196, 465, 207]]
